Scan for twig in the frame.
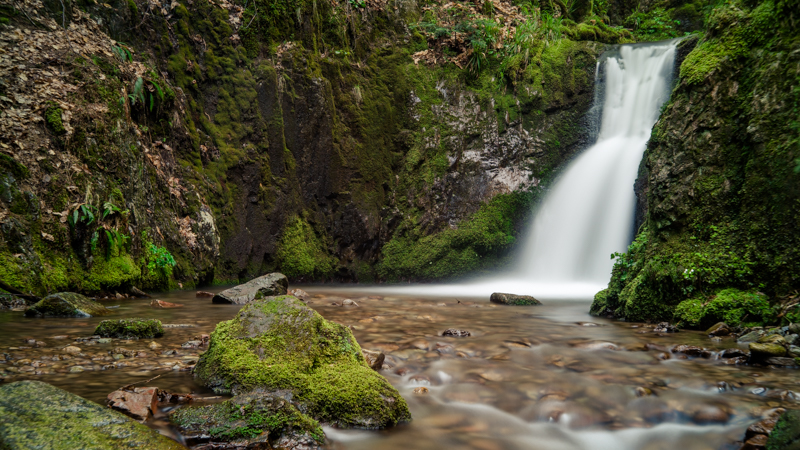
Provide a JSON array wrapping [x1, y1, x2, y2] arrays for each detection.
[[119, 372, 165, 391], [11, 0, 36, 26], [241, 2, 257, 30], [58, 0, 65, 28]]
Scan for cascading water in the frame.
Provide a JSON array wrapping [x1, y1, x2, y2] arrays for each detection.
[[365, 40, 679, 299], [518, 40, 678, 284]]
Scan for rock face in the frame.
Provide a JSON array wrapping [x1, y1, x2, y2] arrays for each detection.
[[0, 380, 183, 449], [593, 0, 800, 323], [94, 318, 165, 339], [194, 295, 410, 429], [490, 293, 542, 306], [171, 389, 324, 449], [212, 273, 289, 304], [24, 292, 111, 318]]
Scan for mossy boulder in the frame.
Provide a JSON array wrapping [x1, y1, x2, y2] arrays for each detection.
[[170, 389, 324, 449], [674, 289, 773, 329], [194, 295, 411, 429], [212, 273, 289, 305], [749, 342, 787, 358], [24, 292, 111, 318], [0, 380, 183, 450], [766, 409, 800, 450], [490, 292, 542, 306], [94, 318, 164, 339]]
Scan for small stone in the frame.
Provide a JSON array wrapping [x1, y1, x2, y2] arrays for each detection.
[[195, 291, 214, 298], [746, 418, 777, 439], [442, 329, 470, 337], [654, 322, 679, 333], [69, 366, 85, 373], [789, 323, 800, 334], [97, 338, 112, 344], [741, 433, 768, 450], [342, 299, 359, 306], [362, 349, 385, 371], [739, 330, 766, 343], [289, 289, 310, 300], [181, 340, 202, 349], [764, 357, 797, 366], [489, 292, 541, 306], [130, 287, 150, 298], [63, 346, 81, 355], [412, 387, 429, 395], [107, 387, 158, 420], [672, 345, 711, 358], [720, 348, 748, 358], [689, 404, 730, 424], [150, 299, 184, 308]]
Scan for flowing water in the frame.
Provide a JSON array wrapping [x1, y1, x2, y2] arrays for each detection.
[[2, 40, 793, 449], [1, 287, 798, 450]]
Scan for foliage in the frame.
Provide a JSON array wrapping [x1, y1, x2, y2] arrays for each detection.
[[625, 7, 682, 41], [674, 289, 774, 328], [146, 242, 177, 273], [44, 103, 65, 135]]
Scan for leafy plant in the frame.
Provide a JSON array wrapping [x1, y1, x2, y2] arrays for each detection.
[[146, 243, 177, 273], [111, 43, 133, 62], [68, 204, 98, 227]]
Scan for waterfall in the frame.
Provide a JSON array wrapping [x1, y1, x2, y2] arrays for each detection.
[[518, 40, 678, 284]]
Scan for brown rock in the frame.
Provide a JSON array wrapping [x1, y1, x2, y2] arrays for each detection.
[[150, 299, 184, 309], [706, 322, 731, 336], [107, 387, 158, 420], [741, 433, 768, 450], [289, 289, 310, 300], [672, 345, 712, 358], [442, 329, 471, 337], [342, 299, 359, 307], [654, 322, 679, 333], [130, 287, 151, 298], [688, 404, 730, 424], [746, 417, 777, 439], [63, 346, 81, 355], [764, 357, 797, 366], [195, 291, 214, 298], [362, 349, 385, 371], [413, 387, 429, 395]]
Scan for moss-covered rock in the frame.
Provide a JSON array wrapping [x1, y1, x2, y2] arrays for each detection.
[[94, 318, 164, 338], [194, 295, 411, 429], [212, 272, 289, 304], [766, 409, 800, 450], [489, 292, 542, 306], [170, 389, 324, 448], [24, 292, 111, 318], [673, 289, 773, 329], [0, 380, 183, 450]]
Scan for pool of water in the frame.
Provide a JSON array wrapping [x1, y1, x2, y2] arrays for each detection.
[[1, 285, 797, 449]]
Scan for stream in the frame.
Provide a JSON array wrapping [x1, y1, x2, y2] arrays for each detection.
[[1, 286, 798, 449]]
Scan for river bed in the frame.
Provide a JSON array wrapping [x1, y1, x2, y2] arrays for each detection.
[[1, 286, 797, 449]]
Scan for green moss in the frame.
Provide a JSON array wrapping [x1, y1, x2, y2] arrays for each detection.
[[25, 292, 111, 318], [766, 410, 800, 450], [194, 296, 410, 428], [378, 192, 533, 281], [275, 216, 337, 279], [0, 381, 183, 450], [85, 253, 141, 292], [94, 318, 164, 338], [171, 390, 324, 444], [674, 289, 773, 328], [44, 103, 66, 135]]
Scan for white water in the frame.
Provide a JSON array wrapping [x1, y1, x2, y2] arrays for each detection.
[[367, 40, 679, 300]]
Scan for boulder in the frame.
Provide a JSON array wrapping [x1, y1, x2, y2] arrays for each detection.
[[0, 380, 182, 449], [706, 322, 731, 336], [107, 387, 159, 420], [490, 292, 542, 306], [170, 389, 324, 449], [24, 292, 111, 318], [95, 318, 164, 339], [194, 295, 411, 428], [212, 273, 289, 304], [749, 342, 787, 358]]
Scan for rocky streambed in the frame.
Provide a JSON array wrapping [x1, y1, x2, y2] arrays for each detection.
[[1, 284, 800, 450]]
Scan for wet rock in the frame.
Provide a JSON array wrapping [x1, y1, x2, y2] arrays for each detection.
[[107, 387, 158, 420], [95, 318, 164, 339], [764, 409, 800, 450], [342, 299, 359, 306], [749, 342, 787, 358], [195, 291, 214, 298], [211, 273, 289, 305], [158, 390, 195, 404], [654, 322, 679, 333], [720, 348, 748, 358], [789, 323, 800, 334], [130, 287, 151, 298], [69, 366, 85, 373], [688, 404, 731, 424], [63, 345, 81, 355], [181, 340, 203, 349], [111, 347, 138, 357], [412, 387, 429, 395], [672, 345, 712, 358], [150, 299, 184, 308], [442, 329, 471, 337], [764, 357, 797, 367], [171, 389, 323, 449], [758, 334, 787, 346], [24, 292, 111, 318], [289, 288, 310, 300], [489, 292, 541, 306], [739, 330, 766, 343], [148, 341, 162, 350], [746, 417, 778, 439], [194, 295, 410, 428], [742, 434, 769, 450], [0, 381, 182, 449], [707, 322, 731, 336], [362, 349, 385, 371]]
